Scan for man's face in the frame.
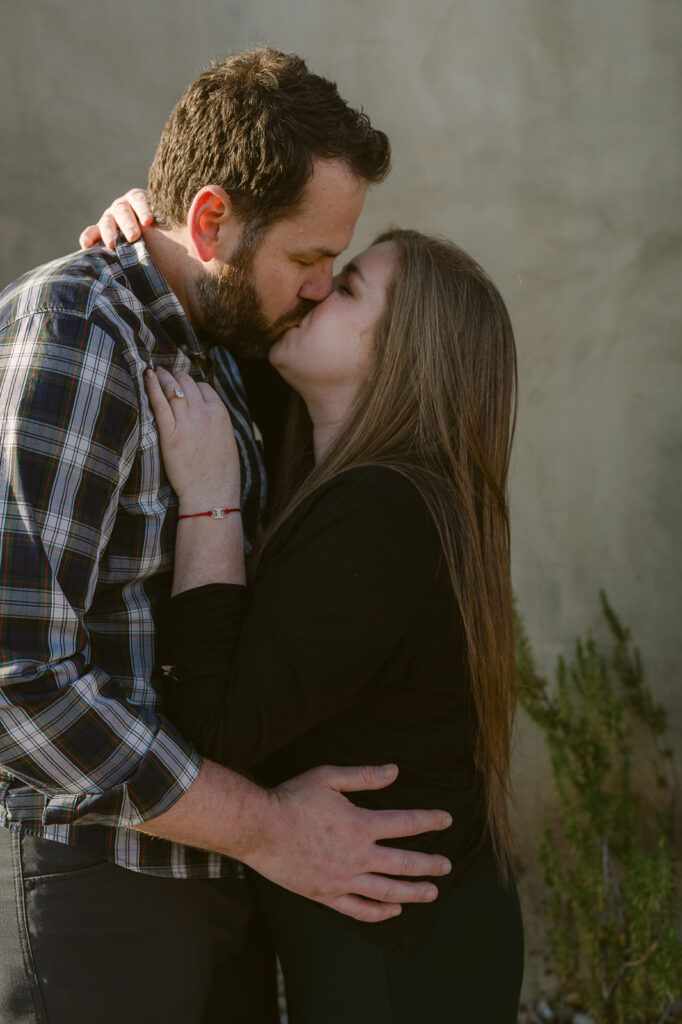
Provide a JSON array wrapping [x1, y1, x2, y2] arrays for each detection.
[[195, 159, 368, 357]]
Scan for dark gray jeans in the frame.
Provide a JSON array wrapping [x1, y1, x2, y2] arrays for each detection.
[[0, 829, 278, 1024]]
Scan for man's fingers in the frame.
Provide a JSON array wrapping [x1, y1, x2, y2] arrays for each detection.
[[381, 847, 452, 879], [364, 806, 452, 842], [352, 872, 440, 904], [323, 894, 402, 923], [366, 843, 452, 879], [323, 872, 443, 921], [125, 188, 154, 226], [324, 763, 399, 793]]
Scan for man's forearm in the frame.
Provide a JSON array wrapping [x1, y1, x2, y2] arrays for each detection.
[[132, 758, 269, 862]]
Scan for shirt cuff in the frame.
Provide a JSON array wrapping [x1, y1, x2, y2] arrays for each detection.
[[42, 717, 203, 828]]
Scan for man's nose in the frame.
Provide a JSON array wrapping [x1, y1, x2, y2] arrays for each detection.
[[298, 266, 334, 303]]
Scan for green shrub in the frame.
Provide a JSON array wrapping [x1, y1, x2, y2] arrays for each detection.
[[517, 592, 682, 1023]]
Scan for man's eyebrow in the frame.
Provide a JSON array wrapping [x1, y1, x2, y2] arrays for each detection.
[[293, 246, 339, 259]]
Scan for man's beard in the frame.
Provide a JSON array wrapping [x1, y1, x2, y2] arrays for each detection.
[[195, 233, 315, 359]]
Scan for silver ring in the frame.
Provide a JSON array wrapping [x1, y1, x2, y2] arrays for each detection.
[[168, 387, 185, 402]]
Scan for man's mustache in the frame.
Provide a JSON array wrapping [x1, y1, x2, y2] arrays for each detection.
[[271, 299, 317, 335]]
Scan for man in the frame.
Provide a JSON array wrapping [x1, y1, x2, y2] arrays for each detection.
[[0, 49, 451, 1022]]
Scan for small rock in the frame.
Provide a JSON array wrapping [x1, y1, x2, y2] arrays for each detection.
[[572, 1015, 596, 1024], [536, 999, 554, 1021]]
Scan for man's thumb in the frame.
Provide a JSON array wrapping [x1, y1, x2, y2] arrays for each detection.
[[326, 763, 399, 793]]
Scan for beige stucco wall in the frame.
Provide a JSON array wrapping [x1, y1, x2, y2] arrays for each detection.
[[2, 0, 680, 1000]]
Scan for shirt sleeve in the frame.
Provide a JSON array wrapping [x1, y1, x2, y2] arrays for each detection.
[[0, 307, 202, 829], [164, 467, 421, 769]]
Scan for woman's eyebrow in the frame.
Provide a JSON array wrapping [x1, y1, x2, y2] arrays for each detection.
[[344, 261, 365, 284]]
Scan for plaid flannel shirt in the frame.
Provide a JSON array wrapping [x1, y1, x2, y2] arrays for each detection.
[[0, 239, 266, 877]]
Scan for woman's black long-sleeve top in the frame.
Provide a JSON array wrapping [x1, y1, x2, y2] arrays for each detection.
[[164, 465, 489, 950]]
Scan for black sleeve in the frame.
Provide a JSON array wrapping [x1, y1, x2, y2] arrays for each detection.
[[164, 468, 423, 768]]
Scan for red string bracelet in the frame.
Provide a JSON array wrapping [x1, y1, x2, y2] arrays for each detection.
[[177, 507, 241, 521]]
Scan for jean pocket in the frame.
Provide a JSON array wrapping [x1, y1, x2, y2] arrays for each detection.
[[20, 833, 111, 882]]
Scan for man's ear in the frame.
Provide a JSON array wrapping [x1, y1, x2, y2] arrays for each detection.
[[187, 186, 241, 263]]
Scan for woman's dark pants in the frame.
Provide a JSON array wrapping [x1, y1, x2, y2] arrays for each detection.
[[257, 851, 524, 1024]]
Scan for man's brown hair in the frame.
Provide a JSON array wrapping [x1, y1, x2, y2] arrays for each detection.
[[148, 48, 391, 230]]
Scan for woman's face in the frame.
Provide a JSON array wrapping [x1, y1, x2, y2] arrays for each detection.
[[268, 242, 396, 403]]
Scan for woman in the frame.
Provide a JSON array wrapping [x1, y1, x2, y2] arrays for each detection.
[[138, 226, 523, 1022]]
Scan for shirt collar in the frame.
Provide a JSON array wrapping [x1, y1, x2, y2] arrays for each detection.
[[115, 237, 208, 365]]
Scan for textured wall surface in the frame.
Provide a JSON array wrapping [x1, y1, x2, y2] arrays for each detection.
[[2, 0, 680, 999]]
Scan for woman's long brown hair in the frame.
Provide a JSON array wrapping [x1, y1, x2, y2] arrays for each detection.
[[260, 228, 518, 873]]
